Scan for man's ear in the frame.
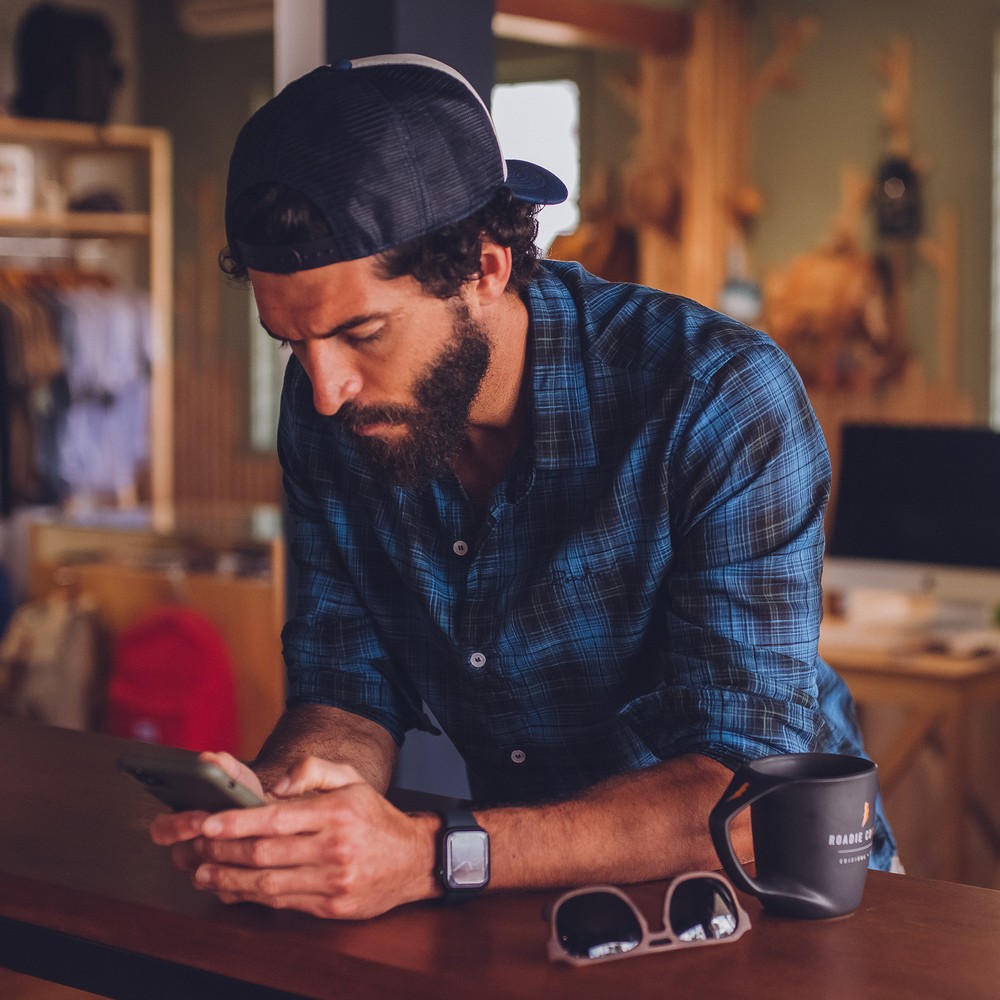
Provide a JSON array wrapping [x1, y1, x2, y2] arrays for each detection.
[[473, 240, 513, 306]]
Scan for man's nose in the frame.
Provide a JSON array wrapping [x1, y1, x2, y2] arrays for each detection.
[[301, 342, 362, 416]]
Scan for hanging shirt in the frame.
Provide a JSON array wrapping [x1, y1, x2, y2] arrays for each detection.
[[52, 286, 151, 498]]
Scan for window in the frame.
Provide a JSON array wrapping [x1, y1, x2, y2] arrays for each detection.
[[491, 79, 581, 253], [248, 291, 288, 452]]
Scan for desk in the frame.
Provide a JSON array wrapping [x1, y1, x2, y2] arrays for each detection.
[[3, 718, 1000, 1000], [821, 632, 1000, 886]]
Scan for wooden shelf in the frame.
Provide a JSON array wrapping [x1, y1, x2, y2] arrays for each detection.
[[27, 514, 287, 759], [0, 116, 173, 508], [0, 211, 150, 238], [0, 116, 164, 152]]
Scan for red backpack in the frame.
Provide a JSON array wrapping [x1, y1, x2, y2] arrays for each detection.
[[107, 605, 239, 755]]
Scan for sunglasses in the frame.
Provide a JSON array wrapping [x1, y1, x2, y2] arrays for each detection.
[[547, 871, 751, 966]]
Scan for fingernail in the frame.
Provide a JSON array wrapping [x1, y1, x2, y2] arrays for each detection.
[[195, 866, 211, 884], [272, 777, 291, 795], [202, 818, 221, 836]]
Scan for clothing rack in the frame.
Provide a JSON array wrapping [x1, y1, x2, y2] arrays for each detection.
[[0, 116, 173, 511], [0, 264, 115, 290], [0, 267, 151, 515]]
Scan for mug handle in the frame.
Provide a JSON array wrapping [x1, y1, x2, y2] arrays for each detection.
[[708, 765, 808, 905]]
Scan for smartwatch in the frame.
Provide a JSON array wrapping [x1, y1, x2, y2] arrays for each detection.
[[436, 809, 490, 903]]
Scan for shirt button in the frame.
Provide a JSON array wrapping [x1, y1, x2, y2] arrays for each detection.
[[510, 749, 526, 764], [452, 540, 469, 556], [469, 652, 487, 670]]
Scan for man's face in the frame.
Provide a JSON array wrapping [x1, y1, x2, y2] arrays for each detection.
[[249, 257, 491, 488], [336, 301, 490, 487]]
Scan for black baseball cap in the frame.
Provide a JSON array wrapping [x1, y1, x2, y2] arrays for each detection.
[[225, 53, 569, 274]]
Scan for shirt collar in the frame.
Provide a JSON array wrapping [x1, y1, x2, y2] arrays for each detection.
[[525, 263, 599, 469]]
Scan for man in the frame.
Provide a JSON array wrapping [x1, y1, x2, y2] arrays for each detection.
[[152, 54, 896, 919]]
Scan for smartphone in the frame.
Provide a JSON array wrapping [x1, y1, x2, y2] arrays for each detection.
[[117, 750, 264, 812]]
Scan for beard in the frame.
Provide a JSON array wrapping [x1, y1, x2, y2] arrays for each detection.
[[334, 301, 491, 489]]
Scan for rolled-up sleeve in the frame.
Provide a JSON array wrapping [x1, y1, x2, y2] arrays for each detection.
[[649, 341, 832, 768]]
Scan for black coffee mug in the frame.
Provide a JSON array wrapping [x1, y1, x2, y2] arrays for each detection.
[[709, 753, 878, 919]]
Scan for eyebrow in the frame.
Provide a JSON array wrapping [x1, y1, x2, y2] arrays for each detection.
[[259, 311, 389, 342]]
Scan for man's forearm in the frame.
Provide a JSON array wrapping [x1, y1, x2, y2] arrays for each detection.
[[250, 702, 399, 793], [474, 754, 753, 890], [188, 728, 752, 917], [249, 708, 750, 898]]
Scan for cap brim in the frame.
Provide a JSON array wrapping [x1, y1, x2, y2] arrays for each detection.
[[504, 159, 568, 206]]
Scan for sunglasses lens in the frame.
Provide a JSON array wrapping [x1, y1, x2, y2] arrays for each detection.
[[555, 891, 643, 960], [668, 877, 741, 942]]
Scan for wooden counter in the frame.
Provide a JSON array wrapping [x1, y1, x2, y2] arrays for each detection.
[[3, 717, 1000, 999], [821, 628, 1000, 885]]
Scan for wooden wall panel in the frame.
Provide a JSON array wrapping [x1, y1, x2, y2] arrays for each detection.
[[172, 175, 281, 507], [172, 352, 281, 506]]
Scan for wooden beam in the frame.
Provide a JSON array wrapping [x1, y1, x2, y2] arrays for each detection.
[[494, 0, 692, 55]]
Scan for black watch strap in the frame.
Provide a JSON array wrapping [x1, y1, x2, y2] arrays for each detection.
[[436, 808, 490, 904]]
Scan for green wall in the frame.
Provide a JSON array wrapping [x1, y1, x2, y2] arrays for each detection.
[[749, 0, 998, 418], [135, 1, 272, 361]]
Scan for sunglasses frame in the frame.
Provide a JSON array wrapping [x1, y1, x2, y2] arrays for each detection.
[[547, 871, 752, 966]]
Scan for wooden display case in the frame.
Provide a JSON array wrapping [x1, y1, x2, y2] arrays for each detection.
[[0, 115, 173, 508], [26, 505, 286, 760]]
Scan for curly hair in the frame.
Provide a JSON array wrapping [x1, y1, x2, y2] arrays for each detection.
[[220, 183, 541, 299]]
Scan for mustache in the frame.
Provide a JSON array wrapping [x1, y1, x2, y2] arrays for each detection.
[[335, 402, 418, 431]]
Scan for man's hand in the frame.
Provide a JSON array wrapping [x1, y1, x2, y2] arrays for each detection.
[[150, 755, 437, 920], [148, 751, 268, 851]]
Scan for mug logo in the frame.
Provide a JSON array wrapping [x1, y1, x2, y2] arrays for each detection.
[[727, 782, 750, 801], [862, 801, 870, 826]]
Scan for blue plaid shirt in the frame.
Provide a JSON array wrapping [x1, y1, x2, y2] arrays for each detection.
[[278, 260, 895, 869]]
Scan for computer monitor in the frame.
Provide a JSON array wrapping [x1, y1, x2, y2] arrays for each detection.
[[825, 423, 1000, 616]]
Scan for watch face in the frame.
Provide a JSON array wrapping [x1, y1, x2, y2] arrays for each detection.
[[446, 829, 490, 889]]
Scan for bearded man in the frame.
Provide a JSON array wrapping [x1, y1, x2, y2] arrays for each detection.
[[151, 54, 897, 920]]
